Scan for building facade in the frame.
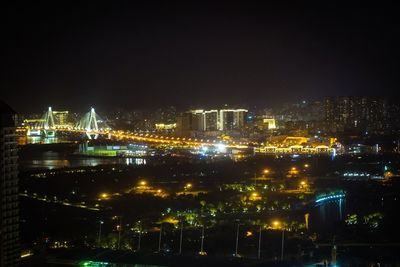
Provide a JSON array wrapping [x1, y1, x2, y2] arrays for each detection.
[[176, 108, 247, 136], [324, 96, 386, 133], [53, 110, 69, 126], [0, 102, 19, 267]]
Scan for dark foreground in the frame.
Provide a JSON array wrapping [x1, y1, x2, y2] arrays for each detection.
[[20, 246, 400, 267]]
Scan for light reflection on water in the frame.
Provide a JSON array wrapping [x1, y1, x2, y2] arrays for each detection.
[[18, 136, 68, 145], [21, 152, 147, 170], [310, 198, 346, 232], [19, 137, 148, 170]]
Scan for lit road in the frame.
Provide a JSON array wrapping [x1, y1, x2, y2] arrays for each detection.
[[20, 192, 100, 211], [27, 127, 252, 149]]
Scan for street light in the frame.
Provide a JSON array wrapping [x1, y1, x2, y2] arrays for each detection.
[[97, 220, 104, 247], [179, 220, 183, 255], [117, 224, 122, 250], [258, 224, 262, 259], [137, 221, 141, 251], [158, 223, 163, 252], [280, 228, 285, 261], [272, 220, 285, 261], [234, 221, 241, 257], [199, 224, 206, 255], [184, 183, 192, 190]]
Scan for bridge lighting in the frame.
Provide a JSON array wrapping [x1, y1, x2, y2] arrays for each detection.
[[216, 143, 227, 153], [139, 180, 147, 186], [263, 169, 270, 174]]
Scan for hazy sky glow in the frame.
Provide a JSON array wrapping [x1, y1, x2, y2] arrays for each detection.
[[2, 2, 400, 112]]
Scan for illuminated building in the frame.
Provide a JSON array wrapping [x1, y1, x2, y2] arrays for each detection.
[[218, 109, 247, 131], [262, 117, 276, 130], [0, 102, 19, 267], [204, 110, 219, 131], [52, 110, 69, 126], [325, 96, 386, 133], [155, 123, 176, 132], [177, 108, 247, 135]]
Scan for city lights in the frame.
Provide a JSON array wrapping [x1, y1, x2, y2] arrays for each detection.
[[184, 183, 192, 190], [4, 9, 400, 264], [99, 193, 108, 199]]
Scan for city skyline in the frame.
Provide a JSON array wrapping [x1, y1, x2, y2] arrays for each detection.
[[3, 2, 400, 112], [3, 2, 400, 266]]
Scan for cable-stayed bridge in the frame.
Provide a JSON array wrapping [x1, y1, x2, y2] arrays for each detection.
[[26, 107, 110, 139], [23, 106, 335, 152], [24, 107, 249, 148]]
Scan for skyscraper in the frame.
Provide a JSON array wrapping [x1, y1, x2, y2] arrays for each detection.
[[0, 101, 19, 267], [218, 109, 247, 131], [324, 96, 386, 133]]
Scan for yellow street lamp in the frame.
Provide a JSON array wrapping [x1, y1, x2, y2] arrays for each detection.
[[272, 220, 281, 228], [100, 193, 108, 199]]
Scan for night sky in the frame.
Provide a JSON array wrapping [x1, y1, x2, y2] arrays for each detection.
[[2, 2, 400, 112]]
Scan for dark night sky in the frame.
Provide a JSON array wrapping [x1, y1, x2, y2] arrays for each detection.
[[2, 1, 400, 113]]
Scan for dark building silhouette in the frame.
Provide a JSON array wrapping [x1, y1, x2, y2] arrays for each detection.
[[0, 101, 19, 267]]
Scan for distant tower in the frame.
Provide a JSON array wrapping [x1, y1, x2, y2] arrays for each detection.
[[0, 101, 19, 267]]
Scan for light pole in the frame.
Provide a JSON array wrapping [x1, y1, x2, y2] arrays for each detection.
[[98, 220, 104, 247], [258, 224, 262, 259], [158, 223, 163, 252], [179, 220, 183, 254], [280, 228, 285, 261], [137, 221, 141, 251], [235, 222, 240, 257], [200, 225, 205, 254], [117, 217, 122, 250], [272, 220, 285, 261]]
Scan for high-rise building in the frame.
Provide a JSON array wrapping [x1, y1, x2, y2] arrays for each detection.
[[0, 101, 19, 267], [218, 109, 247, 131], [204, 110, 219, 131], [176, 108, 247, 136], [324, 96, 386, 133]]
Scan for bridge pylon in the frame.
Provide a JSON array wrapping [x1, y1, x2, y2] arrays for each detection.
[[41, 107, 56, 137], [76, 107, 107, 139]]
